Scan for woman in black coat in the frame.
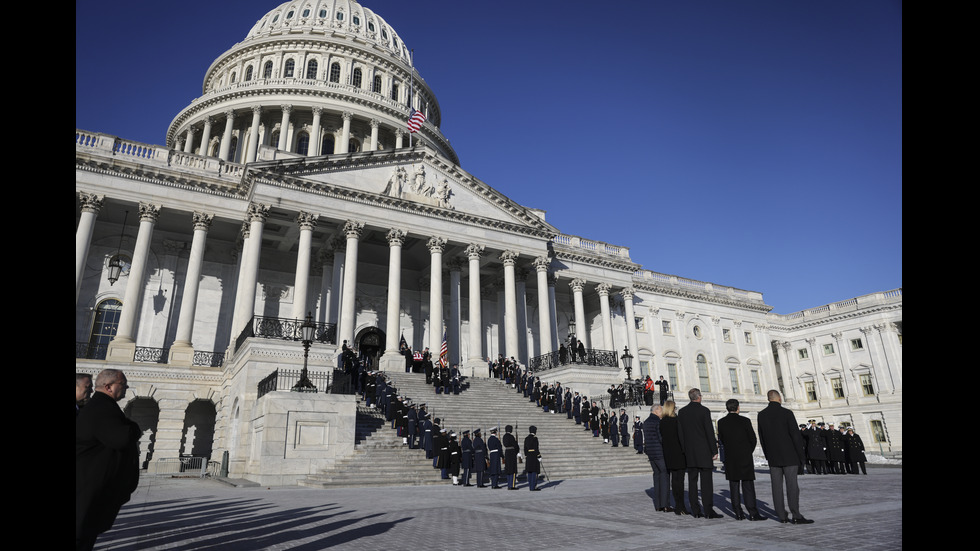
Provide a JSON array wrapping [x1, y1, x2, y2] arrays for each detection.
[[660, 400, 689, 515], [845, 428, 868, 475]]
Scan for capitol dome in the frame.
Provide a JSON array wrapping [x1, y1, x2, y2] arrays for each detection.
[[167, 0, 457, 165]]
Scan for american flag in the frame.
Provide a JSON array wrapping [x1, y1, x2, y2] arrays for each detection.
[[407, 108, 426, 133], [439, 331, 449, 368], [399, 333, 408, 350]]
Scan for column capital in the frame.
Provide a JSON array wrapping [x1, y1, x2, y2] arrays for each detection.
[[296, 211, 319, 231], [499, 250, 519, 266], [427, 236, 447, 254], [386, 228, 407, 246], [224, 110, 236, 121], [138, 202, 161, 223], [620, 286, 635, 300], [569, 278, 587, 292], [465, 243, 484, 259], [395, 128, 404, 138], [533, 255, 551, 272], [343, 219, 364, 239], [251, 105, 263, 115], [596, 282, 611, 296], [240, 221, 250, 240], [203, 116, 214, 127], [370, 118, 380, 129], [311, 106, 323, 116], [342, 111, 353, 122], [78, 192, 104, 214], [192, 212, 214, 231], [185, 127, 197, 136], [247, 203, 269, 224], [281, 104, 293, 114]]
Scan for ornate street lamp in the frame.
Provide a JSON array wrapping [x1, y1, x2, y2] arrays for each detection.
[[292, 312, 318, 392], [107, 210, 129, 285], [620, 345, 634, 381]]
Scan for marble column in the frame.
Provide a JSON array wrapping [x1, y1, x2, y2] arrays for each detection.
[[462, 244, 484, 376], [199, 117, 213, 157], [395, 129, 404, 149], [448, 257, 463, 367], [338, 220, 364, 347], [547, 273, 559, 352], [516, 268, 529, 363], [596, 283, 614, 350], [500, 251, 520, 360], [369, 119, 379, 151], [428, 237, 447, 361], [379, 228, 406, 372], [170, 212, 214, 366], [569, 278, 588, 348], [277, 105, 292, 151], [327, 236, 346, 330], [232, 203, 269, 338], [533, 256, 553, 356], [183, 127, 196, 154], [246, 106, 262, 163], [230, 221, 251, 331], [621, 287, 639, 362], [107, 202, 160, 360], [76, 192, 103, 304], [291, 212, 318, 319], [339, 111, 352, 154], [218, 111, 235, 161], [310, 107, 323, 156]]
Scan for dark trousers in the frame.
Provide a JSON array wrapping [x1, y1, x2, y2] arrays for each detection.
[[670, 469, 687, 512], [649, 456, 669, 509], [729, 479, 759, 516], [687, 466, 715, 515], [769, 465, 802, 521]]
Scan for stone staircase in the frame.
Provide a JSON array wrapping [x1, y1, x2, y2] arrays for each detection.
[[300, 372, 653, 488]]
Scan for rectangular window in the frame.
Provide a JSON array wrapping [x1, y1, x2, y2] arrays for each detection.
[[662, 321, 672, 335], [729, 368, 739, 394], [723, 328, 732, 343], [823, 343, 835, 355], [667, 362, 678, 391], [832, 377, 844, 399], [870, 419, 886, 443], [850, 338, 864, 351], [635, 317, 645, 332], [798, 348, 809, 360], [860, 374, 875, 396], [639, 360, 649, 379], [804, 381, 817, 402], [744, 331, 753, 345], [751, 370, 761, 394]]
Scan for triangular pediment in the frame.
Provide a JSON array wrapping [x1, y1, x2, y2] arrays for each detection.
[[247, 147, 558, 237]]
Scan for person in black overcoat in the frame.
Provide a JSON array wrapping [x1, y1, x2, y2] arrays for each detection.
[[487, 427, 503, 488], [448, 433, 462, 485], [661, 401, 689, 515], [472, 429, 488, 487], [76, 369, 141, 551], [461, 430, 474, 486], [643, 405, 671, 511], [845, 428, 868, 475], [633, 416, 645, 454], [524, 426, 542, 491], [717, 399, 764, 521], [503, 425, 521, 489], [757, 390, 812, 524], [677, 388, 720, 518]]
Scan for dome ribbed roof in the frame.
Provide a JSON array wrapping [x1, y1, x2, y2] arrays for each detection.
[[245, 1, 411, 64]]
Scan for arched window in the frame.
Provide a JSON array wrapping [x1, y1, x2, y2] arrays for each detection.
[[353, 15, 360, 26], [321, 135, 335, 155], [244, 66, 253, 81], [329, 62, 341, 83], [372, 75, 382, 93], [697, 354, 711, 392], [336, 11, 344, 21], [284, 59, 295, 78], [230, 71, 236, 83], [352, 68, 362, 88], [263, 61, 273, 79], [348, 138, 360, 153], [297, 132, 310, 155], [88, 298, 122, 360], [306, 60, 318, 79], [390, 82, 399, 101]]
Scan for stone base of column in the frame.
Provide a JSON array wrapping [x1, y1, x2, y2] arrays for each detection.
[[106, 340, 136, 362], [461, 359, 485, 379], [378, 351, 406, 373], [169, 342, 195, 367]]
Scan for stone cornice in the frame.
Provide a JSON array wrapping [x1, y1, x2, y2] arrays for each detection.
[[766, 298, 902, 334], [552, 248, 639, 273], [630, 279, 773, 313], [75, 151, 248, 200]]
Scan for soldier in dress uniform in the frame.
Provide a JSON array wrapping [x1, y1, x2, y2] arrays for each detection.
[[448, 432, 462, 485], [503, 425, 521, 490], [461, 430, 474, 486], [487, 426, 503, 489], [619, 408, 631, 448], [472, 429, 488, 487], [633, 415, 645, 454], [844, 427, 868, 475], [524, 425, 542, 491], [565, 389, 573, 420], [407, 402, 418, 449], [825, 422, 846, 474], [573, 393, 583, 424], [438, 428, 450, 479]]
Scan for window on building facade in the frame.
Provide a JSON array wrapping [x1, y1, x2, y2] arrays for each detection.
[[860, 374, 874, 396], [751, 370, 761, 394], [804, 381, 816, 402], [353, 15, 360, 26], [723, 328, 732, 342], [336, 11, 344, 21], [635, 317, 645, 331], [832, 377, 844, 399], [823, 343, 835, 355], [302, 9, 310, 17], [319, 9, 327, 18], [798, 348, 809, 360], [306, 60, 317, 79], [372, 75, 382, 93], [321, 135, 335, 155], [88, 299, 122, 360], [391, 83, 399, 101], [284, 59, 295, 78], [869, 420, 886, 443], [352, 68, 362, 88], [850, 338, 864, 351], [667, 362, 678, 391], [263, 61, 273, 79], [348, 138, 360, 153], [368, 22, 375, 32], [639, 360, 649, 379], [693, 326, 702, 338], [245, 66, 253, 81], [744, 331, 753, 345], [729, 368, 739, 393], [286, 10, 293, 19], [696, 354, 710, 392], [662, 320, 672, 335], [296, 133, 309, 156], [330, 62, 341, 83], [230, 71, 237, 83]]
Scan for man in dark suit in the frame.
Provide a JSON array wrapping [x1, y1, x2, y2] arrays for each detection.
[[757, 390, 814, 524], [717, 399, 765, 521], [643, 405, 672, 512], [677, 388, 721, 518], [76, 372, 93, 416], [524, 425, 542, 491], [503, 425, 521, 490], [76, 369, 141, 551]]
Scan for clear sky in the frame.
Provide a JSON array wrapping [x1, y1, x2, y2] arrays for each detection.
[[76, 0, 902, 314]]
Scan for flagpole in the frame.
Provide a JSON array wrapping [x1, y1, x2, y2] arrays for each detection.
[[408, 48, 415, 149]]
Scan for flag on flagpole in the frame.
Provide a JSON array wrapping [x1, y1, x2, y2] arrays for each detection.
[[440, 331, 449, 368], [407, 108, 426, 133], [399, 333, 408, 350]]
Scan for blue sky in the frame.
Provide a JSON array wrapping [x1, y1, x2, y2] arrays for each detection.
[[76, 0, 902, 314]]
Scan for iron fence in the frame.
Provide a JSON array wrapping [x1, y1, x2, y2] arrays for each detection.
[[134, 346, 169, 363], [149, 456, 211, 477], [192, 350, 224, 367], [76, 342, 108, 360], [527, 348, 619, 373], [236, 315, 337, 351], [257, 368, 351, 399]]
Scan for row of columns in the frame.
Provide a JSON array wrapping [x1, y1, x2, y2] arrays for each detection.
[[178, 106, 407, 161]]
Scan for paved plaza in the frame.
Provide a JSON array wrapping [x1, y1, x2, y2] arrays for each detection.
[[98, 466, 901, 550]]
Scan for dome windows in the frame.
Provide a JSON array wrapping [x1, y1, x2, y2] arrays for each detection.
[[372, 75, 382, 93], [390, 82, 399, 101], [381, 29, 388, 40], [353, 15, 360, 26], [263, 61, 273, 79], [368, 22, 375, 32], [272, 14, 279, 23], [319, 9, 327, 18], [244, 65, 253, 81], [306, 60, 318, 79], [302, 9, 310, 18], [284, 59, 295, 78], [286, 10, 294, 20], [352, 67, 362, 88], [329, 62, 341, 83], [336, 12, 344, 21]]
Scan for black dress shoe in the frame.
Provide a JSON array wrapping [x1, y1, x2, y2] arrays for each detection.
[[692, 513, 704, 518], [734, 512, 746, 520], [779, 518, 792, 524], [529, 488, 541, 491], [792, 517, 814, 524], [507, 487, 519, 490], [749, 515, 767, 521], [705, 512, 723, 519], [663, 506, 675, 513], [675, 509, 690, 516]]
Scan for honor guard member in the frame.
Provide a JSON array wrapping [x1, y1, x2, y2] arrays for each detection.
[[573, 393, 582, 424], [429, 418, 442, 464], [503, 425, 521, 490], [437, 428, 450, 479], [524, 426, 542, 491], [472, 429, 488, 487], [461, 430, 474, 486], [406, 402, 418, 448], [581, 399, 591, 431], [448, 433, 462, 485], [487, 427, 503, 488], [620, 409, 631, 448], [633, 415, 645, 454], [565, 389, 574, 420]]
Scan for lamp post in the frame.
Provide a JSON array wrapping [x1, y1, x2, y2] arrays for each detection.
[[620, 345, 634, 381], [292, 312, 318, 392], [107, 210, 129, 285]]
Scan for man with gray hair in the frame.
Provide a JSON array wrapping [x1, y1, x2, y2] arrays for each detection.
[[757, 389, 813, 524], [643, 404, 672, 512], [677, 388, 721, 518]]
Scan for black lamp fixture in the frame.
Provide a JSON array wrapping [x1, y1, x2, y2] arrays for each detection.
[[292, 312, 318, 392], [107, 210, 129, 285], [621, 345, 634, 381]]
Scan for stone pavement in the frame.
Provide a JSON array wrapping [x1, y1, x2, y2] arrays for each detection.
[[99, 467, 901, 550]]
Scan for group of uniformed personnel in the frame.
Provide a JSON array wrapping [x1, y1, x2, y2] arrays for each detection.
[[799, 420, 868, 475]]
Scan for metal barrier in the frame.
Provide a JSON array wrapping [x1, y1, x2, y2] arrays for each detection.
[[149, 456, 211, 477]]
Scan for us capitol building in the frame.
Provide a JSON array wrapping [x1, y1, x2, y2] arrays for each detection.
[[75, 1, 902, 483]]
